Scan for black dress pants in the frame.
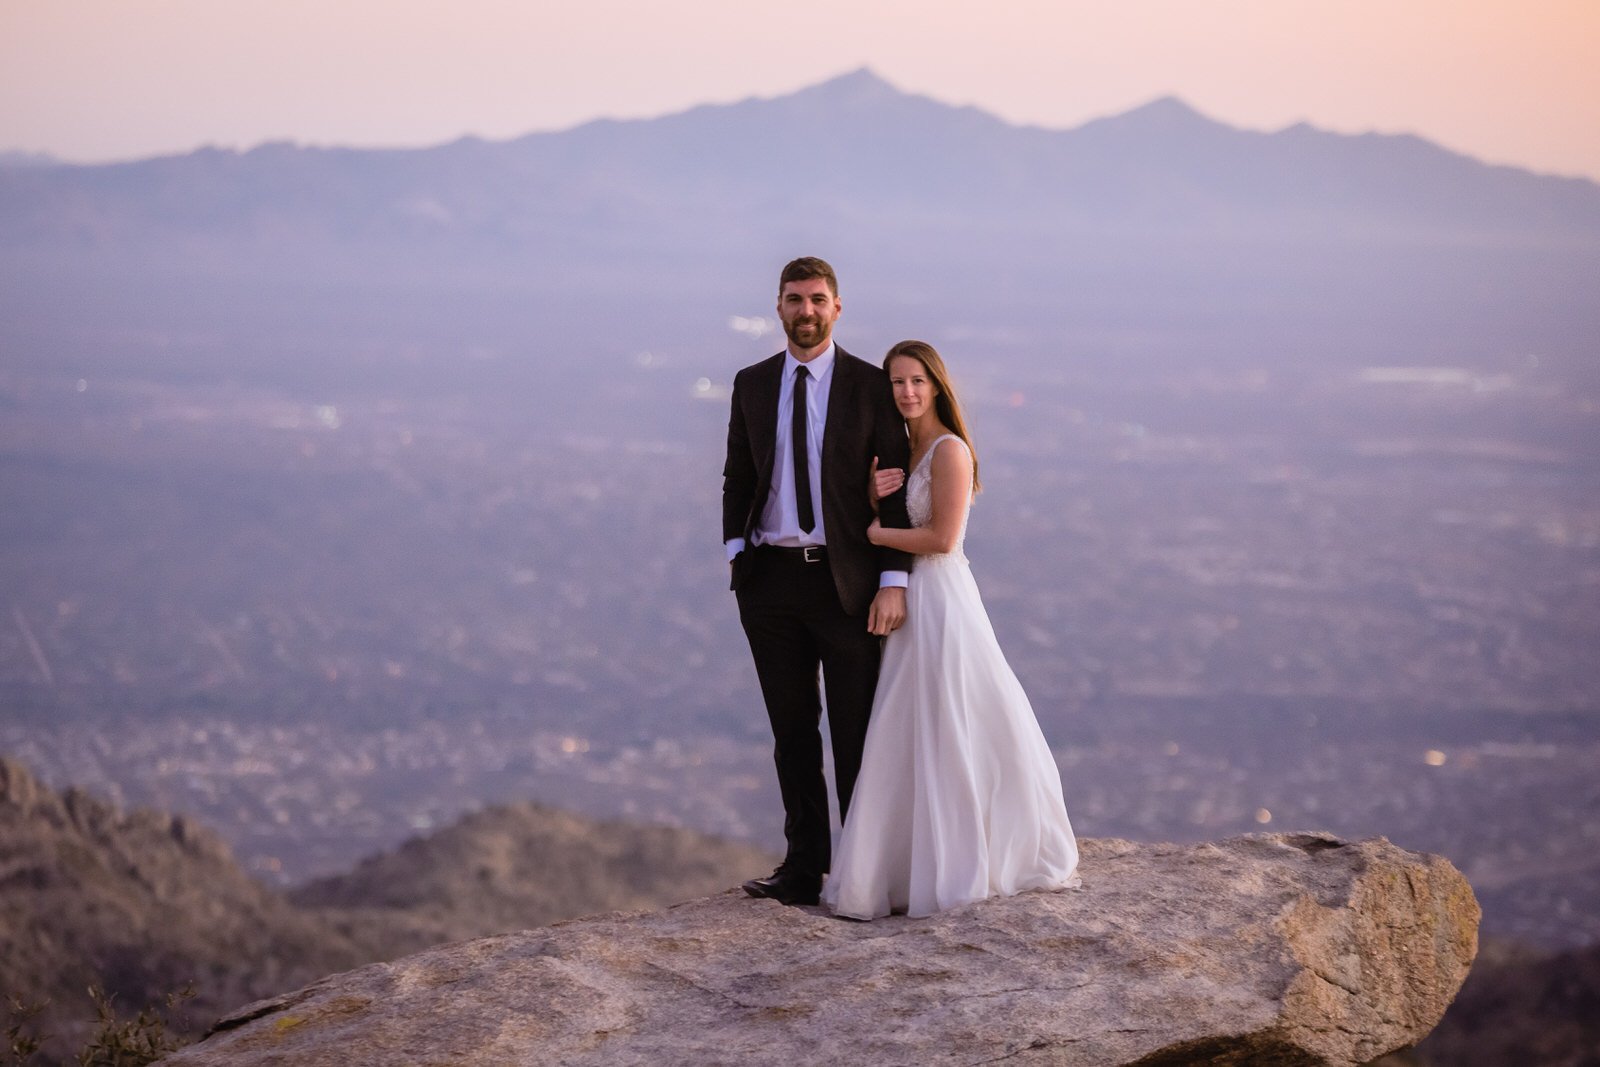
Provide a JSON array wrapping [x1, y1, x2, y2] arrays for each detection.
[[736, 546, 881, 881]]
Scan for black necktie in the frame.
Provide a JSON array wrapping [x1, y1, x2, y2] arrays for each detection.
[[793, 365, 815, 533]]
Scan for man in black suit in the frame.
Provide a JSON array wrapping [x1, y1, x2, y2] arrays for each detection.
[[722, 256, 913, 906]]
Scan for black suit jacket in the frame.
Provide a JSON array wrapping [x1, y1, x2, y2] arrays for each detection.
[[722, 347, 914, 617]]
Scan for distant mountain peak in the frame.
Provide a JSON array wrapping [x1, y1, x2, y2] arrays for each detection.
[[1112, 95, 1216, 127], [790, 66, 904, 104], [816, 66, 895, 90]]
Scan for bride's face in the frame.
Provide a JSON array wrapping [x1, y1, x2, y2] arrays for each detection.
[[888, 356, 937, 422]]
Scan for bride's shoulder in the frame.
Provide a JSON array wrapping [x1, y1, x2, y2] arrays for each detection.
[[929, 434, 974, 477]]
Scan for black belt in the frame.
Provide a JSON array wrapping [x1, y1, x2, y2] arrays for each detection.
[[756, 544, 828, 563]]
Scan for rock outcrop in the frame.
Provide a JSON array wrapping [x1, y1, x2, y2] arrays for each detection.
[[165, 832, 1479, 1066], [0, 755, 775, 1058]]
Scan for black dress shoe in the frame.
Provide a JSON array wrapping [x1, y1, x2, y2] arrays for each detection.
[[741, 869, 821, 907]]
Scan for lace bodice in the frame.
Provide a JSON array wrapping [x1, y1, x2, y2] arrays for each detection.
[[905, 434, 969, 562]]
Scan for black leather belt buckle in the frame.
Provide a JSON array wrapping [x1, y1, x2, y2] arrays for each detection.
[[802, 546, 824, 563]]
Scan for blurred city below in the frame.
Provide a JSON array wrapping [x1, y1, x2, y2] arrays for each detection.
[[2, 71, 1597, 952]]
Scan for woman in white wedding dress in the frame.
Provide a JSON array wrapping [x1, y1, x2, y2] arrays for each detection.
[[822, 340, 1079, 920]]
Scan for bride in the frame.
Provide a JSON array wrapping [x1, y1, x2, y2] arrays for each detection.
[[822, 340, 1079, 920]]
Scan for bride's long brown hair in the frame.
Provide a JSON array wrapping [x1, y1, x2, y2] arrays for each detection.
[[883, 339, 981, 493]]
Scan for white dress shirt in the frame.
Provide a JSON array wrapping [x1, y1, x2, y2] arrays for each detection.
[[757, 345, 833, 548]]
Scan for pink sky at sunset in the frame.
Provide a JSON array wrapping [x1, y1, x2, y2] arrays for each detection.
[[2, 0, 1597, 180]]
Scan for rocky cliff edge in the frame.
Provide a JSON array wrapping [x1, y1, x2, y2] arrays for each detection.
[[163, 833, 1479, 1067]]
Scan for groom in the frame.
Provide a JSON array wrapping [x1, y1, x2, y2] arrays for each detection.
[[722, 256, 914, 906]]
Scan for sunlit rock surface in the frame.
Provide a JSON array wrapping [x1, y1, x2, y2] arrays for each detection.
[[165, 833, 1478, 1066]]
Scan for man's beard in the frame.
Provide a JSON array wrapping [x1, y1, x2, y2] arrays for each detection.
[[783, 316, 829, 349]]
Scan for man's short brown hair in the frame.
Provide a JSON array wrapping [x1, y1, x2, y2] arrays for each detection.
[[779, 257, 838, 297]]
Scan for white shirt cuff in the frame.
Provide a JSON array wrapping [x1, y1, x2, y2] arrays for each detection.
[[879, 570, 908, 589], [726, 538, 746, 562]]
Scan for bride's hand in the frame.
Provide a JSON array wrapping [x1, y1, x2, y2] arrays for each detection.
[[868, 455, 905, 514], [867, 518, 884, 545]]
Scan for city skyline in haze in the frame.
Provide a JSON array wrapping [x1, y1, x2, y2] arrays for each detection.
[[3, 0, 1599, 181]]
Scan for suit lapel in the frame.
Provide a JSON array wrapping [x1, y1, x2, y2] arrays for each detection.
[[821, 347, 856, 480], [751, 353, 784, 484]]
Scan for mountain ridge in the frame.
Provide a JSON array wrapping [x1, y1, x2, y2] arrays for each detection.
[[20, 68, 1594, 192], [5, 67, 1594, 238], [2, 63, 1596, 393]]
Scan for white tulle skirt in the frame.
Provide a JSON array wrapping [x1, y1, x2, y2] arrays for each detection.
[[823, 552, 1079, 920]]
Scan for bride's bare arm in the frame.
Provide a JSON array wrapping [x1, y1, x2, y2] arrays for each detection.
[[867, 440, 972, 555]]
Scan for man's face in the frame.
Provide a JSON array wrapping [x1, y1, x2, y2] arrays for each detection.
[[777, 277, 841, 354]]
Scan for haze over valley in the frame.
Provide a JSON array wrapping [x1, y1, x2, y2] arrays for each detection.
[[3, 72, 1597, 955]]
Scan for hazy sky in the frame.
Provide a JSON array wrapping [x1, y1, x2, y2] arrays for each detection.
[[3, 0, 1598, 179]]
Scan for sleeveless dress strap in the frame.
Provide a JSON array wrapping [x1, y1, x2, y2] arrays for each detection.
[[921, 434, 967, 468]]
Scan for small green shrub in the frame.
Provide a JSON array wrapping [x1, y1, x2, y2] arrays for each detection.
[[5, 994, 49, 1065], [2, 985, 196, 1067]]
